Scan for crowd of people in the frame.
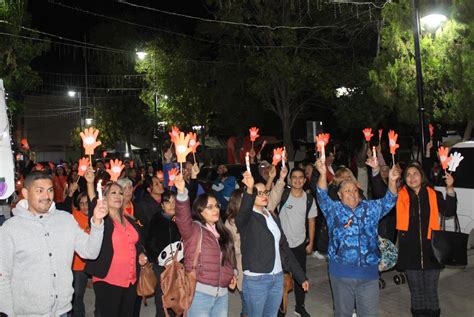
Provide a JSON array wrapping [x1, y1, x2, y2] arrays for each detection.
[[0, 137, 458, 317]]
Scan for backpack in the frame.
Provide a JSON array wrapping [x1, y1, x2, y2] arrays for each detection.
[[278, 187, 314, 242], [160, 227, 202, 317]]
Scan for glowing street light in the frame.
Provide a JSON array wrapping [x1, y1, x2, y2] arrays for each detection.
[[68, 90, 77, 97], [421, 14, 447, 33], [136, 51, 148, 60]]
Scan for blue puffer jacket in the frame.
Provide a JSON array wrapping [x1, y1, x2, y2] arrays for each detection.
[[316, 187, 397, 279]]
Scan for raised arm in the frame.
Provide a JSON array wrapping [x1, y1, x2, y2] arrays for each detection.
[[267, 166, 288, 212], [0, 228, 14, 316], [174, 173, 195, 241], [315, 159, 327, 190], [235, 171, 256, 230]]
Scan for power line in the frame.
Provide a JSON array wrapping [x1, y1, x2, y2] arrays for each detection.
[[330, 0, 390, 10], [120, 1, 341, 31], [50, 1, 347, 51]]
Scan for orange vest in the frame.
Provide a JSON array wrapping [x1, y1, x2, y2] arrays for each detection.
[[72, 209, 90, 271], [396, 186, 439, 239]]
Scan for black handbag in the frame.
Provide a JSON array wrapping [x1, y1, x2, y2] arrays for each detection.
[[431, 212, 468, 266]]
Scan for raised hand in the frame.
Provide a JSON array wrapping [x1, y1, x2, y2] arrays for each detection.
[[191, 163, 200, 179], [84, 166, 95, 184], [365, 156, 379, 172], [272, 147, 284, 166], [444, 172, 454, 189], [242, 171, 254, 194], [80, 127, 102, 155], [315, 159, 327, 175], [174, 173, 185, 193], [249, 127, 260, 142], [268, 165, 277, 180], [106, 159, 125, 182], [92, 199, 108, 224]]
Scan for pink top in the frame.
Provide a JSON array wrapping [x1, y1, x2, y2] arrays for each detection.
[[93, 218, 138, 287]]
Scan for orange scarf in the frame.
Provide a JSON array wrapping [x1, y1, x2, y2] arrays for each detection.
[[396, 186, 439, 239], [124, 201, 134, 217]]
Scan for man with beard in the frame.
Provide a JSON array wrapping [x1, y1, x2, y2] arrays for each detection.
[[0, 171, 106, 317]]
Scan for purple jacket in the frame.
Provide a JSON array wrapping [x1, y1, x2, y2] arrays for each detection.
[[175, 196, 234, 288]]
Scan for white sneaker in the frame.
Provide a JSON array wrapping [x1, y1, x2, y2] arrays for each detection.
[[311, 251, 326, 260]]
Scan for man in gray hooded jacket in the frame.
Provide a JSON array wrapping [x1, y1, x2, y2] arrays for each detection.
[[0, 171, 107, 317]]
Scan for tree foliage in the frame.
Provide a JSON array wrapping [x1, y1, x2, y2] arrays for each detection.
[[369, 0, 474, 133], [0, 0, 49, 112]]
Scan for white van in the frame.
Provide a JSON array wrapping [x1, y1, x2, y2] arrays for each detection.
[[435, 141, 474, 248]]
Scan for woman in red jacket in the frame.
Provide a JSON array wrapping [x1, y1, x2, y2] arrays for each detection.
[[174, 172, 237, 317]]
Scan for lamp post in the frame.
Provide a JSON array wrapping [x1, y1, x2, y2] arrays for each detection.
[[68, 90, 82, 130], [136, 50, 161, 162], [411, 0, 448, 165]]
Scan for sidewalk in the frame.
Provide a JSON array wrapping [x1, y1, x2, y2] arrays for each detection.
[[83, 251, 474, 316]]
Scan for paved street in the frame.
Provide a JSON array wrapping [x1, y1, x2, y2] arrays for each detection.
[[83, 250, 474, 316]]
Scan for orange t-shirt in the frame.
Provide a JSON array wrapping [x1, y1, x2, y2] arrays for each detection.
[[72, 209, 90, 271]]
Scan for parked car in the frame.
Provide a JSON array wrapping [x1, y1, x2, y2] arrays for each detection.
[[434, 141, 474, 248]]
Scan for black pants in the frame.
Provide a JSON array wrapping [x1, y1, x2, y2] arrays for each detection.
[[72, 271, 89, 317], [93, 281, 137, 317], [290, 242, 307, 308], [153, 263, 176, 317], [405, 270, 441, 313]]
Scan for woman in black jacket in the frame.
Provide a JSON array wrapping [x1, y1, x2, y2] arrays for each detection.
[[396, 162, 457, 317], [85, 182, 148, 317], [146, 191, 181, 317], [236, 171, 309, 317]]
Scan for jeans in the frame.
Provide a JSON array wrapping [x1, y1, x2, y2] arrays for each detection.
[[239, 290, 247, 315], [243, 272, 284, 317], [72, 271, 89, 317], [405, 269, 440, 311], [188, 291, 228, 317], [330, 275, 379, 317]]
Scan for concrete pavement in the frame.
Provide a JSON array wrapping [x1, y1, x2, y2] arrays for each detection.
[[83, 250, 474, 316]]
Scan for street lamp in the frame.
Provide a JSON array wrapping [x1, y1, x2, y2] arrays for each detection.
[[136, 51, 148, 61], [68, 90, 82, 130], [410, 0, 448, 165], [85, 118, 93, 126]]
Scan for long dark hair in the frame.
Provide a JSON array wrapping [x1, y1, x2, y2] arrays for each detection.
[[193, 193, 236, 267], [226, 189, 243, 222]]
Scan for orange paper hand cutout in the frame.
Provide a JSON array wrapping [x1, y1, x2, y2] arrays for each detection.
[[156, 170, 164, 182], [388, 130, 400, 155], [169, 126, 181, 144], [362, 128, 374, 142], [80, 128, 102, 155], [249, 127, 260, 142], [77, 157, 90, 177], [187, 132, 201, 153], [174, 132, 192, 163], [438, 147, 451, 170], [168, 168, 178, 187], [35, 163, 44, 171], [106, 159, 125, 182], [20, 138, 30, 150], [315, 133, 330, 152], [429, 124, 434, 138], [272, 147, 284, 166]]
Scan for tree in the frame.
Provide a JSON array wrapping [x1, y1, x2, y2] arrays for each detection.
[[369, 0, 474, 139], [0, 0, 49, 113]]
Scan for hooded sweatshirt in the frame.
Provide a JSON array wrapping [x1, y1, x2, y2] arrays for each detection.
[[0, 199, 104, 317]]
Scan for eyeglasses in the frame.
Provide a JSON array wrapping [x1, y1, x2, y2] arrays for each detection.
[[205, 203, 221, 210], [257, 190, 270, 197]]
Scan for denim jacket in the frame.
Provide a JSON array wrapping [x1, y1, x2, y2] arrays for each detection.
[[316, 187, 397, 279]]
